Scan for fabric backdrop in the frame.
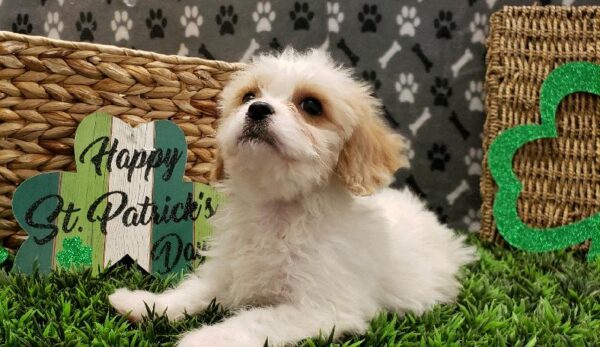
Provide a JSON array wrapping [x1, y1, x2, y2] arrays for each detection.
[[0, 0, 596, 230]]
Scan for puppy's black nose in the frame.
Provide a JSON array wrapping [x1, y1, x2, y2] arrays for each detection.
[[247, 101, 274, 121]]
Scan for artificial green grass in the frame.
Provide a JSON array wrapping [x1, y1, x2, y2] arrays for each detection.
[[1, 236, 599, 347]]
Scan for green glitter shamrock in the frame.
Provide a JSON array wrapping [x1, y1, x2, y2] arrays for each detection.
[[0, 247, 9, 265], [488, 62, 600, 261], [56, 236, 93, 269]]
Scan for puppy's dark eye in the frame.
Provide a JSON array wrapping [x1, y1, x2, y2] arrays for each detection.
[[242, 92, 256, 103], [299, 97, 322, 116]]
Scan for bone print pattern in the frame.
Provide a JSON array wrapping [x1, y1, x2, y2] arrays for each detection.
[[1, 0, 596, 231]]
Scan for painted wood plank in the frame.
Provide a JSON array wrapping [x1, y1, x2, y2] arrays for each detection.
[[151, 120, 191, 276], [103, 119, 155, 271], [193, 182, 220, 266], [12, 172, 60, 273], [56, 113, 112, 272]]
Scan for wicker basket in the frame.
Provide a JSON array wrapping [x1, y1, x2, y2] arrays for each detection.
[[482, 6, 600, 245], [0, 32, 244, 255]]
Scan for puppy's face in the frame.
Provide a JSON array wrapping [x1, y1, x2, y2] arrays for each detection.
[[216, 50, 408, 200]]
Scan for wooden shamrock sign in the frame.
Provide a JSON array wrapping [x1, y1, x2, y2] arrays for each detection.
[[12, 113, 221, 276], [488, 62, 600, 261]]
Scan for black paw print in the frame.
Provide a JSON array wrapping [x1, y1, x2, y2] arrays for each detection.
[[427, 143, 450, 172], [289, 2, 314, 31], [12, 14, 33, 34], [146, 9, 167, 39], [76, 12, 97, 42], [434, 11, 457, 39], [358, 4, 381, 33], [362, 70, 381, 91], [216, 5, 238, 36], [433, 206, 448, 224], [430, 77, 452, 107]]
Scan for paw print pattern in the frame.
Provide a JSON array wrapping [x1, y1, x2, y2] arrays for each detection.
[[76, 12, 97, 42], [12, 14, 33, 34], [463, 208, 481, 232], [44, 12, 63, 40], [180, 6, 203, 38], [396, 6, 420, 37], [465, 81, 484, 112], [469, 12, 488, 44], [146, 9, 167, 39], [395, 73, 419, 104], [434, 11, 457, 39], [111, 11, 133, 42], [327, 2, 344, 33], [252, 2, 276, 33], [362, 70, 381, 91], [427, 143, 450, 172], [358, 4, 381, 33], [464, 147, 483, 176], [431, 77, 452, 107], [216, 5, 238, 36], [290, 2, 314, 31]]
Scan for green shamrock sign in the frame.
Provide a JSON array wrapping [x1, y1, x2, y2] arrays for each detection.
[[12, 113, 221, 275], [489, 62, 600, 261]]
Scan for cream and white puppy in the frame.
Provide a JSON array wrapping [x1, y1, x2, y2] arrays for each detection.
[[109, 49, 476, 347]]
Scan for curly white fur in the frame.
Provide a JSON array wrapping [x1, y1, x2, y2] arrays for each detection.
[[109, 49, 476, 347]]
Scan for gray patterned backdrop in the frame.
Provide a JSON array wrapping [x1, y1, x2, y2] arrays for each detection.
[[1, 0, 596, 230]]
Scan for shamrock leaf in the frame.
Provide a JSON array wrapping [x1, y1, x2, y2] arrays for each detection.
[[56, 236, 92, 269], [489, 62, 600, 261], [12, 113, 221, 275], [0, 247, 9, 266]]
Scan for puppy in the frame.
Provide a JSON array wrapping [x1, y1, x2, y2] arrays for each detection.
[[109, 49, 476, 347]]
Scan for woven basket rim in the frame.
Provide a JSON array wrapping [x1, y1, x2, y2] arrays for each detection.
[[495, 5, 600, 14], [499, 5, 600, 9], [0, 31, 246, 71]]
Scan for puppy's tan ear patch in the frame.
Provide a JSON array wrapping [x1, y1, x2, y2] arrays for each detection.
[[335, 103, 409, 195]]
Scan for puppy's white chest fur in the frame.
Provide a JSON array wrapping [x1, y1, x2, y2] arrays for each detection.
[[217, 200, 318, 306]]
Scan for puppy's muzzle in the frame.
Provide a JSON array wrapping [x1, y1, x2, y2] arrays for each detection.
[[247, 101, 274, 121], [240, 101, 277, 147]]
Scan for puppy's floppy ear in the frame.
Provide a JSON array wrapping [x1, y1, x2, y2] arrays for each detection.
[[335, 96, 409, 195]]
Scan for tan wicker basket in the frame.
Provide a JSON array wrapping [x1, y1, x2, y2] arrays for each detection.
[[0, 32, 244, 254], [482, 6, 600, 246]]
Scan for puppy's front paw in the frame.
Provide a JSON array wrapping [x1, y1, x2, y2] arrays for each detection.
[[177, 326, 258, 347], [109, 288, 162, 322]]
